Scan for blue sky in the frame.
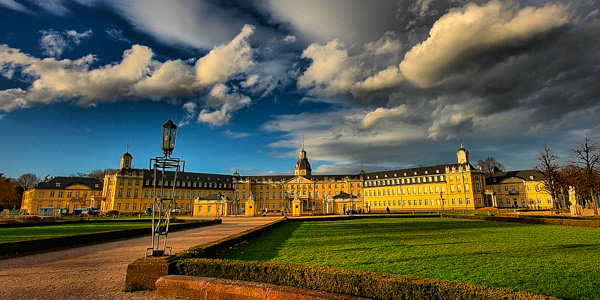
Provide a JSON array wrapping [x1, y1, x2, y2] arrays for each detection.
[[1, 0, 599, 179]]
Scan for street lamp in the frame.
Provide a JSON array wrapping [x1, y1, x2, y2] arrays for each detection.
[[147, 119, 185, 257], [161, 119, 177, 156], [440, 191, 445, 211]]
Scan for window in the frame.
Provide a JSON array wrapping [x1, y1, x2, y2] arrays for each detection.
[[58, 191, 63, 198], [50, 191, 55, 197], [67, 191, 72, 198], [40, 191, 45, 197], [125, 203, 130, 210]]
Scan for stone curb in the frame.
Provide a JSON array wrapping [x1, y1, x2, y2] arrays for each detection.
[[156, 275, 371, 300]]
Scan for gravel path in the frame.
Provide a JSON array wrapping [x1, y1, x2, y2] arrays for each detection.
[[0, 217, 279, 300]]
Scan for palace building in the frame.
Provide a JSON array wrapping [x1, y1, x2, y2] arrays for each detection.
[[484, 170, 556, 210], [20, 143, 556, 216]]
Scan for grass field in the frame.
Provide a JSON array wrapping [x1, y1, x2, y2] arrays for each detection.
[[221, 218, 600, 300], [0, 222, 152, 243]]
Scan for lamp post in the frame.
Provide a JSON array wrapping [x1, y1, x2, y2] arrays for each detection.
[[440, 191, 445, 211], [146, 119, 185, 257]]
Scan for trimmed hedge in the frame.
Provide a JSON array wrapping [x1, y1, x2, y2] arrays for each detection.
[[177, 258, 558, 300], [0, 219, 221, 257], [443, 214, 600, 228], [177, 218, 289, 259]]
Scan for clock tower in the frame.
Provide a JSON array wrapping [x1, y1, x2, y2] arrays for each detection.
[[294, 145, 312, 176]]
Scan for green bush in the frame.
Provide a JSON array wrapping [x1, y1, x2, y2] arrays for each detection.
[[444, 214, 600, 228], [177, 258, 558, 300], [0, 219, 221, 257]]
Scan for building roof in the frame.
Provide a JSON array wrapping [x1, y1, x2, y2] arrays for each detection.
[[36, 177, 103, 190], [485, 170, 542, 185], [363, 163, 478, 181]]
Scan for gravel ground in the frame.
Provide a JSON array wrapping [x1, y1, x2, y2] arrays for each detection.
[[0, 217, 279, 300]]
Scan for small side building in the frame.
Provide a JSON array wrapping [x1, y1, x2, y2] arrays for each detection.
[[21, 177, 103, 214], [484, 170, 555, 210]]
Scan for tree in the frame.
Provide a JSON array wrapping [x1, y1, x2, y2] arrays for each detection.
[[570, 136, 600, 215], [88, 169, 117, 181], [535, 146, 563, 210], [0, 174, 21, 210], [16, 173, 40, 191], [69, 172, 88, 177], [477, 157, 505, 177]]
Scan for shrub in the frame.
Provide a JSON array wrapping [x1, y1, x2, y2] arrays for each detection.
[[443, 214, 600, 228], [176, 258, 558, 300]]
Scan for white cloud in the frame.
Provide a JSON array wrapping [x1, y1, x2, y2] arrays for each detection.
[[197, 84, 251, 126], [39, 29, 92, 58], [195, 25, 256, 86], [400, 1, 571, 87], [0, 26, 263, 118], [0, 0, 34, 14], [265, 0, 401, 46], [105, 27, 131, 44], [39, 30, 68, 57], [106, 1, 254, 50], [225, 130, 251, 139], [241, 74, 260, 88], [352, 66, 404, 97], [297, 39, 359, 96], [427, 103, 477, 140], [178, 101, 197, 127], [359, 105, 407, 130], [133, 59, 195, 98], [283, 35, 296, 43]]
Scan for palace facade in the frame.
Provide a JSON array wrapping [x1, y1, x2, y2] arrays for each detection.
[[21, 144, 556, 216]]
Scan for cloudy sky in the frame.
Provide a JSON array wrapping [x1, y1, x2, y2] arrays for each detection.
[[1, 0, 599, 179]]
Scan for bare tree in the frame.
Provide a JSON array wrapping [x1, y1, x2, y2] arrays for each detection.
[[16, 173, 40, 191], [69, 172, 88, 177], [535, 146, 563, 210], [88, 169, 117, 181], [477, 157, 505, 177], [570, 136, 600, 215]]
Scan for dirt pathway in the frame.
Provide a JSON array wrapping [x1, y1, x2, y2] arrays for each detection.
[[0, 217, 279, 300]]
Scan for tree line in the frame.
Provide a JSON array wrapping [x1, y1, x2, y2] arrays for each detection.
[[536, 136, 600, 214]]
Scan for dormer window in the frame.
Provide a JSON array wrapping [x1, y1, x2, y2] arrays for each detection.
[[56, 183, 61, 187]]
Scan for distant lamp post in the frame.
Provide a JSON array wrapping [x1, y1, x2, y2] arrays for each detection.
[[147, 119, 185, 257], [440, 191, 445, 211]]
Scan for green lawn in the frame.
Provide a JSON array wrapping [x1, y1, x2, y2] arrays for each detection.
[[0, 222, 152, 242], [221, 218, 600, 300]]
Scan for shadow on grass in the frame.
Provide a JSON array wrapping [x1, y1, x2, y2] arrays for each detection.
[[218, 221, 303, 261]]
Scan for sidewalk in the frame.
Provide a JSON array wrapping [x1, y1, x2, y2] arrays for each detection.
[[0, 217, 280, 300]]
